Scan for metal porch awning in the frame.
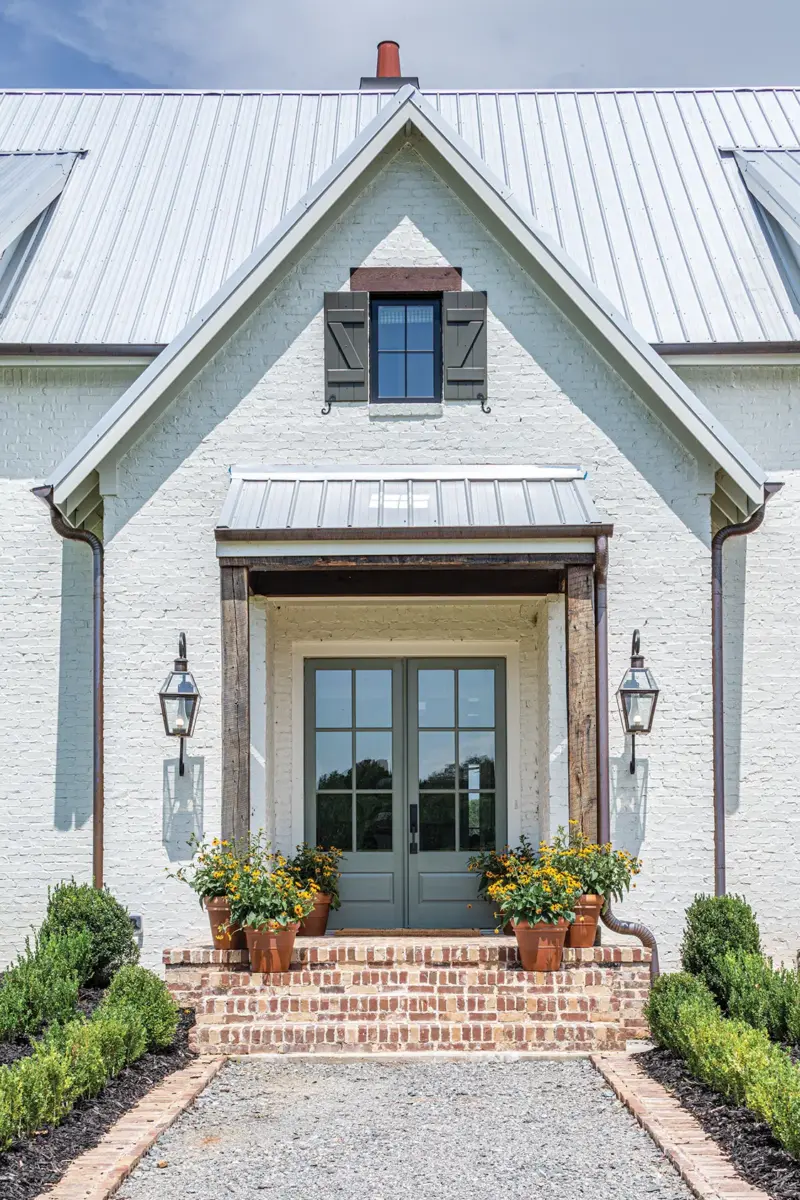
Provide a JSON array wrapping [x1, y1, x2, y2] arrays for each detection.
[[216, 466, 609, 562]]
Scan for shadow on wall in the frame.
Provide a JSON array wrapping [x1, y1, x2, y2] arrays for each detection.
[[54, 539, 93, 831], [609, 752, 648, 860], [162, 756, 204, 861]]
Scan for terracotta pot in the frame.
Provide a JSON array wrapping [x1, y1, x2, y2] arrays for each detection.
[[502, 920, 514, 936], [566, 894, 605, 948], [298, 893, 332, 937], [204, 896, 247, 951], [244, 923, 299, 973], [513, 918, 568, 971]]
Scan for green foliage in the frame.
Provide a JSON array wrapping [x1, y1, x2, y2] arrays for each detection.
[[544, 823, 642, 903], [718, 949, 800, 1047], [287, 843, 344, 910], [681, 894, 761, 1003], [39, 880, 139, 986], [0, 931, 91, 1041], [648, 973, 800, 1160], [167, 832, 243, 904], [101, 965, 178, 1050], [466, 835, 538, 900]]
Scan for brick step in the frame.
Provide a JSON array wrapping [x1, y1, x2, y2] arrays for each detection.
[[194, 991, 619, 1019]]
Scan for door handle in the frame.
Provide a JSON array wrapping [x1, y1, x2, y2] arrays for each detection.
[[410, 804, 418, 833]]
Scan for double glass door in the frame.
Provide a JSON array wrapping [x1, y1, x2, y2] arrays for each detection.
[[304, 658, 506, 928]]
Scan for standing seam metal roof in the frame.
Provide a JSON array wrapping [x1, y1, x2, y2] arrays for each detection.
[[0, 88, 799, 346]]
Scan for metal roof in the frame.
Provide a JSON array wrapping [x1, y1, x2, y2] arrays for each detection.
[[217, 465, 604, 538], [0, 151, 76, 258], [735, 149, 800, 247], [1, 88, 800, 346]]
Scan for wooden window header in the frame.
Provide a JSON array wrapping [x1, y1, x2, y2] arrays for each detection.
[[349, 267, 462, 292]]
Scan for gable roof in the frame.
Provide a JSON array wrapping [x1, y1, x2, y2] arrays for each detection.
[[2, 87, 800, 347], [45, 86, 766, 520]]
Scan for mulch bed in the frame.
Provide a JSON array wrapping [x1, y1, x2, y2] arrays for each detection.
[[0, 988, 106, 1070], [639, 1047, 800, 1200], [0, 1007, 196, 1200]]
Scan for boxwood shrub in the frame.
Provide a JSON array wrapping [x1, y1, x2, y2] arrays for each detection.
[[39, 880, 139, 987], [0, 930, 91, 1041], [681, 894, 761, 1004]]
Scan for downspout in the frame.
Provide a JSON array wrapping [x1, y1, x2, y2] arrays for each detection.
[[32, 485, 104, 889], [711, 482, 782, 897], [594, 534, 660, 980]]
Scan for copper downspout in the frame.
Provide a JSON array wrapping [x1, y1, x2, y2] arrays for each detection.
[[594, 534, 660, 980], [711, 482, 782, 897], [33, 485, 104, 889]]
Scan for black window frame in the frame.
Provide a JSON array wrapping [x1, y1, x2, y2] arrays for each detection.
[[369, 294, 442, 404]]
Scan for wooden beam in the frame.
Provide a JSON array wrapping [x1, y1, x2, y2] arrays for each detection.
[[349, 266, 462, 292], [566, 565, 598, 841], [220, 564, 250, 845]]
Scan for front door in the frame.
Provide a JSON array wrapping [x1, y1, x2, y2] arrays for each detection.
[[304, 658, 506, 929]]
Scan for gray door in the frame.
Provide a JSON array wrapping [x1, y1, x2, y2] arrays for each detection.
[[304, 658, 506, 929]]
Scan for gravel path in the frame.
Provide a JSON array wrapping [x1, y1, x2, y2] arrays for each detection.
[[119, 1058, 692, 1200]]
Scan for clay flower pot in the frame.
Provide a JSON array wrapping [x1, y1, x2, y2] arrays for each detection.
[[566, 894, 605, 948], [513, 918, 568, 971], [298, 893, 332, 937], [244, 922, 299, 973], [204, 895, 247, 951]]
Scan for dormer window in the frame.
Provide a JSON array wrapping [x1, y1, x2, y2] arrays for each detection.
[[371, 297, 441, 402]]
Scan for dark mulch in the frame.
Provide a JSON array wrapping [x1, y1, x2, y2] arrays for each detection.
[[0, 988, 107, 1070], [639, 1047, 800, 1200], [0, 1008, 196, 1200]]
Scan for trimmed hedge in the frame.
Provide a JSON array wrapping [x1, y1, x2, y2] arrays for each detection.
[[0, 966, 178, 1151], [719, 949, 800, 1046], [646, 971, 800, 1159], [681, 894, 761, 1004], [0, 931, 91, 1041], [39, 881, 139, 987]]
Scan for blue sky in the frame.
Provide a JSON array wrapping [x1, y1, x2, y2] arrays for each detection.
[[0, 0, 799, 91]]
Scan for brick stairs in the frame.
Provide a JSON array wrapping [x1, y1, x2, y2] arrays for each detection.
[[164, 937, 651, 1055]]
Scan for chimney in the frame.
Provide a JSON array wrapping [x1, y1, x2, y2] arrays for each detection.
[[360, 40, 420, 91]]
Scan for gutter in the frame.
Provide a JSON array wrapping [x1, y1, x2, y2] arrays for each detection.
[[594, 534, 660, 981], [711, 482, 783, 896], [32, 485, 104, 889]]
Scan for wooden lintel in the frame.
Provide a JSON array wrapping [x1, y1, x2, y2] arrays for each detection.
[[349, 266, 462, 292], [220, 564, 250, 845], [565, 565, 598, 841]]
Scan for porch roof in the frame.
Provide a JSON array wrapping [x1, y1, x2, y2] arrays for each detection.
[[216, 465, 609, 559]]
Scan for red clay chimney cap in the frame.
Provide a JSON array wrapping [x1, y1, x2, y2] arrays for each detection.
[[376, 40, 401, 78]]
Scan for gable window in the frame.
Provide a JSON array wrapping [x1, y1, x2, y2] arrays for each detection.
[[370, 297, 441, 402]]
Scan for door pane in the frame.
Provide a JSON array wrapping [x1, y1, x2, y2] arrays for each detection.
[[355, 731, 392, 789], [459, 792, 495, 852], [420, 793, 456, 851], [355, 670, 392, 728], [316, 731, 352, 789], [458, 669, 495, 727], [357, 794, 393, 851], [316, 669, 352, 727], [418, 670, 454, 727], [458, 731, 495, 789], [419, 730, 456, 788], [316, 794, 352, 851]]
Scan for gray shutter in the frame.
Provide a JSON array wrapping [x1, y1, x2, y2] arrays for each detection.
[[442, 291, 487, 402], [324, 291, 368, 404]]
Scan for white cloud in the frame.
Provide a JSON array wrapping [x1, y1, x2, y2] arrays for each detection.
[[3, 0, 800, 90]]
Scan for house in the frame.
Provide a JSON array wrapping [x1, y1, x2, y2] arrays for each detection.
[[2, 45, 798, 971]]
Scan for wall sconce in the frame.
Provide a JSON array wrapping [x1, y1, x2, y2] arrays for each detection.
[[616, 629, 659, 773], [159, 633, 201, 776]]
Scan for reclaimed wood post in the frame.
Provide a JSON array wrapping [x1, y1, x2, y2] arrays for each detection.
[[566, 565, 598, 841], [220, 563, 250, 845]]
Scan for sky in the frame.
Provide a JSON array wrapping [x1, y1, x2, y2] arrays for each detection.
[[0, 0, 799, 91]]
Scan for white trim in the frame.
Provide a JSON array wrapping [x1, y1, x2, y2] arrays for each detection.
[[230, 463, 586, 482], [289, 638, 522, 852], [217, 537, 596, 559], [0, 355, 155, 367], [249, 598, 268, 835], [664, 353, 800, 366], [545, 595, 569, 842]]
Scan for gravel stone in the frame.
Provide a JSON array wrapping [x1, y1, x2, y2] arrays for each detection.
[[119, 1058, 692, 1200]]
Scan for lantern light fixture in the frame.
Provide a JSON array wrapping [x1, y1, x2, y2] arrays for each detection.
[[158, 633, 201, 776], [616, 629, 659, 774]]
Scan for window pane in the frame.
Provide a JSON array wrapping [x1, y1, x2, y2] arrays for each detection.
[[356, 793, 393, 851], [418, 669, 454, 727], [406, 353, 434, 398], [458, 731, 495, 789], [377, 305, 405, 351], [420, 793, 456, 851], [355, 731, 392, 789], [419, 730, 456, 789], [406, 305, 434, 351], [459, 792, 495, 852], [315, 669, 351, 728], [378, 352, 405, 398], [316, 794, 352, 851], [355, 669, 392, 727], [316, 731, 352, 790], [458, 669, 495, 727]]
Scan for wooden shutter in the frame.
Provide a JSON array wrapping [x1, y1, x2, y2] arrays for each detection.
[[324, 292, 368, 403], [442, 291, 487, 402]]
